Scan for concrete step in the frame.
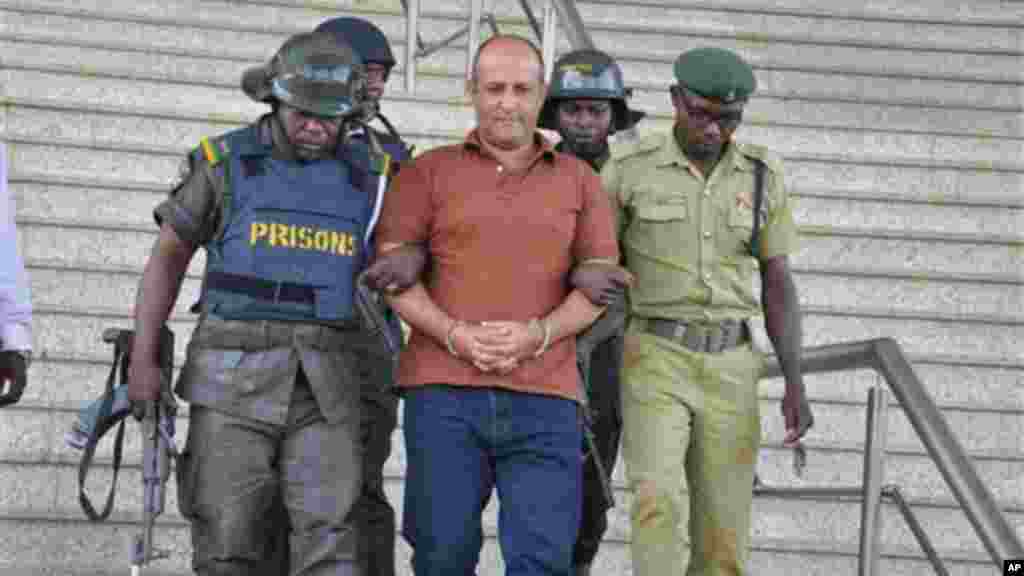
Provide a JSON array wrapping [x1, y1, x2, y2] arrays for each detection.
[[0, 513, 192, 573], [24, 245, 1022, 324], [31, 309, 197, 367], [758, 400, 1023, 456], [607, 0, 1024, 24], [0, 408, 190, 465], [377, 416, 1022, 508], [4, 11, 1023, 113], [761, 360, 1024, 414], [0, 467, 999, 575], [8, 113, 1022, 203], [755, 445, 1024, 509], [8, 95, 1024, 207], [15, 0, 1021, 58], [750, 496, 1020, 559], [7, 85, 1020, 172], [18, 214, 1021, 286], [800, 313, 1021, 365], [794, 272, 1023, 322], [326, 0, 1024, 29], [11, 179, 169, 229], [12, 0, 1021, 85], [21, 342, 1022, 425], [793, 196, 1024, 238]]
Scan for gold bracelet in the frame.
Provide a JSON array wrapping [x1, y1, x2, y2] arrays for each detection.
[[533, 318, 552, 358], [445, 320, 465, 358]]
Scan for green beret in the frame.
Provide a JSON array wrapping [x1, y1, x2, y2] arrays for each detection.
[[673, 47, 756, 103]]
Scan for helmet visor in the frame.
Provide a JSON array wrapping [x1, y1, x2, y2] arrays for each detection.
[[556, 66, 622, 98], [271, 63, 359, 117]]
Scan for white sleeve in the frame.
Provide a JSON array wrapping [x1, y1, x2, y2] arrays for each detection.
[[0, 142, 33, 352]]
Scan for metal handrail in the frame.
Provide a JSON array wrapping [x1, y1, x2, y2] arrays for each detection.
[[400, 0, 596, 92], [760, 338, 1023, 569]]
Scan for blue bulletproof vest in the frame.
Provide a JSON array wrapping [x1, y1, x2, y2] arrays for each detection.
[[201, 125, 383, 324]]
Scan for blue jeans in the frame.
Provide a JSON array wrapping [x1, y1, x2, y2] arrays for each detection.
[[402, 385, 583, 576]]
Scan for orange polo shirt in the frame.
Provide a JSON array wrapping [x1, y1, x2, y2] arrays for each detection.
[[375, 130, 619, 401]]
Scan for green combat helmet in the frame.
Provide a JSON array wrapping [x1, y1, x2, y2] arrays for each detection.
[[242, 31, 369, 119], [539, 49, 646, 133]]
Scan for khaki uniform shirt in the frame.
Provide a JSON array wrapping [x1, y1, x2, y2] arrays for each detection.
[[154, 114, 369, 426], [600, 132, 799, 323]]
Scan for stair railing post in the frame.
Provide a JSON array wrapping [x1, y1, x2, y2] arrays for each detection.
[[859, 385, 890, 576], [404, 0, 419, 93], [464, 0, 484, 85], [542, 0, 558, 83]]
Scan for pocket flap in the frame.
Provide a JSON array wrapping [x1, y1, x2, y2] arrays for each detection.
[[635, 203, 687, 221]]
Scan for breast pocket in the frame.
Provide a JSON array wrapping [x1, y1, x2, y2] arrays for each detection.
[[626, 202, 688, 254]]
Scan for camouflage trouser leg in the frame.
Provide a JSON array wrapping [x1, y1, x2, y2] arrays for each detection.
[[620, 320, 763, 576], [178, 375, 361, 576], [574, 331, 624, 567], [263, 334, 398, 576], [356, 379, 398, 576]]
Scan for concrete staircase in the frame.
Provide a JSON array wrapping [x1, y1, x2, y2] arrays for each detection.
[[1, 0, 1021, 574]]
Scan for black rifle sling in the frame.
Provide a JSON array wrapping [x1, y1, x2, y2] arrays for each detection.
[[750, 158, 766, 259], [78, 334, 130, 521]]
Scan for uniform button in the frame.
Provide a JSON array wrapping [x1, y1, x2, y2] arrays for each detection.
[[497, 165, 504, 173], [703, 189, 711, 197], [703, 272, 712, 281], [703, 231, 712, 239]]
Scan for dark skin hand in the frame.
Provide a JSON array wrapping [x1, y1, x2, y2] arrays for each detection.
[[761, 255, 814, 446], [128, 225, 195, 411], [0, 351, 28, 407], [570, 262, 634, 307], [362, 243, 427, 295]]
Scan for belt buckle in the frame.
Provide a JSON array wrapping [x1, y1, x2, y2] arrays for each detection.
[[706, 323, 722, 354], [672, 322, 687, 343]]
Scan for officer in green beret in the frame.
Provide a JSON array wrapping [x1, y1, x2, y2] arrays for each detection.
[[600, 47, 814, 575]]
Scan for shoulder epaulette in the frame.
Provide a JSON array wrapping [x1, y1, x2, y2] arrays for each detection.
[[735, 140, 783, 173], [610, 131, 664, 162], [199, 136, 230, 167]]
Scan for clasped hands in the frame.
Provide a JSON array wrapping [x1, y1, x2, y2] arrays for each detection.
[[448, 319, 544, 374]]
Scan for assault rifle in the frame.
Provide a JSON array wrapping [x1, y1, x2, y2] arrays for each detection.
[[65, 327, 177, 575]]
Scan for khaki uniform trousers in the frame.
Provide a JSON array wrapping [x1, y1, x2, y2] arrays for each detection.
[[621, 318, 764, 576]]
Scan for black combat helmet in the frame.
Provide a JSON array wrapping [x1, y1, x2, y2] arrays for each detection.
[[315, 17, 396, 71], [241, 31, 368, 118], [539, 49, 646, 132]]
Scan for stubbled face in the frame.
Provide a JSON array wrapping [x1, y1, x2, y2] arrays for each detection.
[[277, 103, 344, 160], [364, 62, 389, 102], [555, 98, 613, 158], [671, 87, 744, 162], [470, 39, 546, 151]]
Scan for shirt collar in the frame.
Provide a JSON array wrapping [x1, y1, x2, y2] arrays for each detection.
[[462, 129, 557, 163], [655, 131, 750, 175]]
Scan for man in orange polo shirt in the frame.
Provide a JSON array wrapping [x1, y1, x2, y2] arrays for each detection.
[[375, 34, 620, 576]]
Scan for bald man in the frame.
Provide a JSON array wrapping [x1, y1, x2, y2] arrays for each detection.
[[374, 35, 620, 576]]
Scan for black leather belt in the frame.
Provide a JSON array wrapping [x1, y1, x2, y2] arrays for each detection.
[[643, 317, 750, 354]]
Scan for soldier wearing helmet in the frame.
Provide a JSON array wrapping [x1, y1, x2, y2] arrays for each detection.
[[539, 48, 644, 576], [307, 16, 417, 576], [128, 31, 404, 576], [316, 17, 413, 162]]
